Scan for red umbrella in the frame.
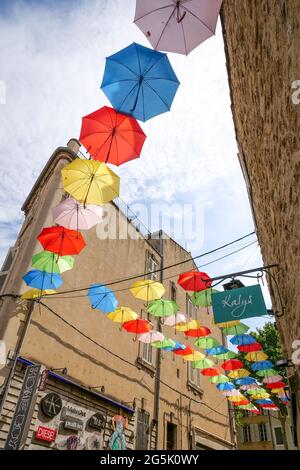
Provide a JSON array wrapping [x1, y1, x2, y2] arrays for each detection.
[[173, 344, 194, 356], [201, 367, 219, 377], [79, 106, 146, 166], [232, 400, 250, 406], [37, 226, 86, 256], [265, 381, 286, 389], [221, 359, 244, 371], [177, 271, 212, 292], [258, 404, 278, 409], [185, 326, 211, 338], [238, 342, 262, 352], [122, 319, 151, 335]]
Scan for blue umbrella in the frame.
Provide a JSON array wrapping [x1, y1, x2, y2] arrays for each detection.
[[23, 270, 63, 290], [255, 399, 274, 405], [235, 377, 257, 386], [230, 334, 256, 346], [206, 345, 228, 356], [216, 382, 235, 392], [101, 42, 180, 122], [163, 342, 185, 352], [88, 283, 118, 313], [251, 360, 274, 371]]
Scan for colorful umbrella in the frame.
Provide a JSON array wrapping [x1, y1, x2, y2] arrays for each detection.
[[21, 288, 56, 300], [228, 395, 247, 403], [235, 377, 257, 386], [52, 198, 103, 231], [222, 389, 242, 398], [138, 331, 164, 344], [107, 307, 138, 324], [255, 399, 274, 405], [193, 358, 215, 369], [245, 351, 269, 362], [134, 0, 223, 55], [265, 381, 286, 389], [251, 360, 274, 371], [222, 322, 249, 336], [185, 326, 211, 338], [190, 288, 218, 307], [61, 158, 120, 206], [130, 280, 165, 302], [122, 319, 152, 335], [194, 337, 219, 349], [240, 383, 260, 391], [247, 388, 268, 396], [176, 319, 200, 332], [184, 351, 206, 362], [228, 369, 250, 379], [152, 338, 176, 349], [237, 342, 262, 352], [37, 226, 86, 256], [88, 284, 118, 313], [147, 299, 179, 317], [177, 271, 212, 292], [256, 368, 278, 377], [173, 344, 193, 356], [23, 270, 63, 290], [32, 251, 74, 274], [221, 359, 244, 371], [215, 320, 241, 328], [231, 399, 250, 406], [252, 393, 270, 400], [206, 345, 228, 356], [163, 341, 186, 352], [215, 351, 237, 360], [216, 382, 235, 392], [210, 375, 229, 384], [230, 334, 256, 346], [201, 367, 220, 377], [101, 43, 180, 122], [270, 388, 286, 395], [79, 106, 147, 166], [164, 312, 187, 327]]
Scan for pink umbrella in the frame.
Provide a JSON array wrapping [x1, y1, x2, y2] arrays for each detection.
[[138, 331, 165, 344], [263, 375, 283, 384], [240, 383, 260, 391], [134, 0, 223, 55], [163, 312, 187, 327], [52, 198, 103, 231]]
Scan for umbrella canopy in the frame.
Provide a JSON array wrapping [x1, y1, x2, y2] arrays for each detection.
[[138, 331, 164, 344], [164, 312, 187, 327], [130, 280, 165, 302], [221, 359, 244, 371], [23, 270, 63, 290], [79, 106, 146, 166], [52, 198, 103, 231], [185, 326, 211, 338], [215, 351, 236, 360], [163, 341, 186, 352], [237, 342, 262, 353], [134, 0, 223, 55], [228, 369, 250, 379], [215, 320, 241, 328], [240, 383, 260, 391], [21, 288, 56, 300], [265, 381, 286, 389], [194, 337, 219, 349], [216, 382, 235, 392], [245, 351, 269, 362], [32, 251, 74, 274], [206, 345, 228, 356], [61, 159, 120, 206], [235, 377, 257, 386], [228, 395, 247, 403], [230, 334, 256, 346], [107, 307, 138, 323], [173, 344, 193, 356], [231, 399, 250, 406], [37, 226, 86, 256], [177, 271, 212, 292], [147, 299, 179, 317], [210, 374, 229, 384], [88, 284, 118, 313], [222, 322, 249, 336], [222, 389, 242, 398], [152, 338, 176, 349], [184, 351, 206, 362], [201, 367, 220, 377], [176, 319, 200, 332], [193, 358, 215, 369], [256, 368, 278, 377], [251, 360, 274, 371], [101, 43, 180, 122], [122, 319, 152, 335], [247, 388, 267, 396], [252, 393, 270, 400], [255, 399, 274, 405], [190, 288, 218, 307]]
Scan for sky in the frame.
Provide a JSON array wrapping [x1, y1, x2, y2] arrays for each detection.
[[0, 0, 273, 330]]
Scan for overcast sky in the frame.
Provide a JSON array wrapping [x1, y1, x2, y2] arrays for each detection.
[[0, 0, 272, 330]]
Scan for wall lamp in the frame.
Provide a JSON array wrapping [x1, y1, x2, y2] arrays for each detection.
[[91, 385, 106, 393], [51, 367, 68, 375]]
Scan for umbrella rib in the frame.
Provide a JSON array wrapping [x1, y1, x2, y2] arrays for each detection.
[[134, 43, 142, 76], [105, 58, 140, 78], [155, 7, 177, 50], [134, 4, 174, 22], [115, 132, 140, 156], [143, 80, 170, 111], [143, 53, 166, 77], [119, 82, 140, 112], [181, 5, 215, 35], [82, 116, 112, 131], [180, 19, 188, 55]]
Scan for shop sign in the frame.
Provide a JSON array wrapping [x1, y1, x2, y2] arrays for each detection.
[[212, 284, 267, 323], [41, 393, 62, 418], [61, 404, 87, 420], [64, 417, 84, 432], [35, 426, 57, 443], [38, 369, 49, 391], [88, 412, 106, 431]]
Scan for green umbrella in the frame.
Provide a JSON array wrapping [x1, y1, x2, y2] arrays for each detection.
[[222, 322, 249, 335], [247, 388, 266, 396], [256, 368, 278, 377], [32, 250, 74, 273], [151, 338, 176, 349], [190, 288, 219, 307], [194, 337, 219, 349], [147, 299, 179, 317], [193, 358, 215, 369], [210, 375, 230, 384], [215, 351, 236, 360]]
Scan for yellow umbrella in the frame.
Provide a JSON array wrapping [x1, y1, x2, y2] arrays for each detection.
[[271, 388, 286, 394], [107, 307, 138, 324], [61, 158, 120, 205], [130, 280, 165, 302], [215, 320, 240, 328], [21, 289, 56, 299], [228, 368, 250, 379], [245, 351, 269, 362], [227, 394, 246, 403], [184, 351, 206, 362], [176, 319, 201, 332], [252, 392, 270, 400]]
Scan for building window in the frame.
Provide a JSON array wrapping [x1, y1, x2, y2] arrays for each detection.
[[258, 424, 268, 441], [243, 425, 252, 443], [140, 310, 152, 365], [146, 252, 158, 281], [274, 427, 284, 445], [186, 294, 198, 319], [166, 422, 177, 450], [0, 247, 16, 293], [188, 362, 201, 388], [169, 281, 177, 302], [136, 410, 149, 450]]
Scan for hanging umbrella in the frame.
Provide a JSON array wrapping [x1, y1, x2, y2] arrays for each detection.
[[79, 106, 147, 166], [32, 251, 74, 274], [245, 351, 269, 362], [222, 323, 249, 336], [256, 368, 278, 378], [251, 360, 274, 371], [177, 271, 212, 292], [193, 358, 215, 369], [101, 42, 180, 122], [230, 334, 256, 346], [122, 318, 152, 335], [228, 395, 247, 403], [52, 198, 103, 231], [173, 344, 193, 356], [147, 299, 179, 317], [228, 369, 250, 379], [176, 319, 200, 332], [201, 367, 220, 377], [215, 320, 241, 328], [222, 389, 242, 398], [23, 270, 63, 290], [138, 331, 164, 344], [265, 381, 286, 389], [232, 399, 250, 406], [184, 351, 206, 362], [210, 375, 229, 384], [185, 326, 211, 338], [88, 284, 118, 313], [164, 312, 187, 327], [190, 288, 218, 307], [247, 388, 267, 396], [134, 0, 223, 55], [235, 377, 257, 386], [194, 337, 219, 349], [221, 359, 244, 371], [21, 288, 56, 300], [237, 342, 262, 352], [270, 388, 286, 395], [163, 341, 186, 352], [236, 404, 259, 412], [206, 345, 228, 356], [240, 383, 260, 391], [152, 338, 176, 349], [130, 280, 165, 302], [252, 393, 270, 400], [216, 382, 235, 392], [107, 307, 138, 324], [61, 158, 120, 206], [215, 351, 236, 360], [255, 399, 274, 405], [37, 226, 86, 256]]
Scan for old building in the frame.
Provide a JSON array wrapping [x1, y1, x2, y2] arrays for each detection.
[[0, 140, 234, 450], [221, 0, 300, 446]]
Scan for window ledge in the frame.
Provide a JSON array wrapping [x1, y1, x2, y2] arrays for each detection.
[[187, 381, 204, 398], [136, 357, 156, 376]]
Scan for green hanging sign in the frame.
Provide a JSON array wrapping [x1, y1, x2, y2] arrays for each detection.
[[212, 285, 267, 324]]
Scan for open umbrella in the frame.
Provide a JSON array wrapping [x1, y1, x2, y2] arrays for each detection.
[[107, 307, 138, 324], [177, 271, 212, 292], [134, 0, 223, 55], [230, 334, 256, 346], [147, 299, 179, 317], [190, 288, 218, 307], [152, 338, 176, 349], [194, 337, 219, 349], [240, 383, 260, 391], [52, 198, 103, 231], [210, 375, 229, 384], [222, 322, 249, 336], [235, 377, 257, 386], [163, 341, 186, 352], [88, 284, 118, 313], [184, 351, 206, 362], [215, 320, 240, 328], [265, 381, 286, 389], [206, 345, 228, 356], [245, 351, 269, 362], [23, 270, 63, 290], [228, 369, 250, 379], [237, 342, 262, 353], [79, 106, 147, 166], [221, 359, 244, 371], [32, 251, 74, 274], [21, 288, 56, 300], [173, 344, 193, 356], [251, 360, 274, 371], [256, 368, 278, 377], [262, 375, 283, 384], [232, 399, 250, 406], [101, 43, 180, 122], [193, 358, 215, 369], [122, 319, 152, 335], [163, 312, 187, 327], [201, 367, 220, 377], [216, 382, 235, 392], [138, 331, 164, 344], [185, 326, 211, 338], [176, 319, 200, 332], [37, 226, 86, 256], [215, 351, 236, 360], [130, 280, 165, 302], [61, 158, 120, 206]]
